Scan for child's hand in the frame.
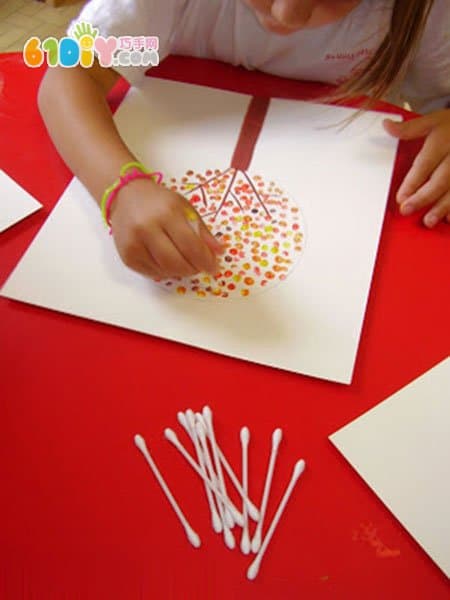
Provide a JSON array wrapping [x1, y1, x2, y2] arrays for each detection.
[[383, 110, 450, 228], [109, 178, 224, 279]]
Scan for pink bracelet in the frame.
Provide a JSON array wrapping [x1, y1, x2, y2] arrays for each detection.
[[103, 166, 163, 233]]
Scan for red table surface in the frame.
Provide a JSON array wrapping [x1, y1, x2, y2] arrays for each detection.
[[0, 53, 449, 599]]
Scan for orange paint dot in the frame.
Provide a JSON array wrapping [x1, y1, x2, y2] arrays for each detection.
[[266, 272, 275, 279], [243, 263, 251, 270], [244, 277, 255, 286], [212, 288, 221, 296], [176, 286, 186, 295], [241, 289, 250, 297], [197, 290, 206, 298]]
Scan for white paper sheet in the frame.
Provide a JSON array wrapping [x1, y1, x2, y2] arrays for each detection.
[[1, 79, 400, 383], [330, 358, 450, 576], [0, 170, 42, 232]]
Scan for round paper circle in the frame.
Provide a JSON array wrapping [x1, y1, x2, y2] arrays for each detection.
[[156, 168, 305, 299]]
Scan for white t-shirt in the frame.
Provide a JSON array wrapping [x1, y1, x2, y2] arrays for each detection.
[[74, 0, 450, 112]]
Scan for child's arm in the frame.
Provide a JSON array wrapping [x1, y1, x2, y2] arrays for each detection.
[[38, 65, 222, 279]]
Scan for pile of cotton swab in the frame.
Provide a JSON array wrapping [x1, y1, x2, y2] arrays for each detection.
[[134, 406, 306, 580]]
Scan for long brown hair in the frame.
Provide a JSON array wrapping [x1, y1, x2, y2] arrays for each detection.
[[336, 0, 435, 105]]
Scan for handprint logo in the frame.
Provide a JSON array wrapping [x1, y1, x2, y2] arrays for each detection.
[[70, 21, 99, 67], [71, 21, 98, 51]]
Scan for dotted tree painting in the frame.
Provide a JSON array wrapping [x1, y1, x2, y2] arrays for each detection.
[[157, 97, 305, 299]]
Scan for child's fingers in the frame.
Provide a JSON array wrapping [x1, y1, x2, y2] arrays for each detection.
[[182, 204, 225, 259], [423, 191, 450, 228], [399, 155, 450, 215], [396, 133, 447, 203], [198, 221, 226, 255], [133, 258, 164, 280], [147, 230, 198, 278], [165, 217, 218, 275], [383, 115, 435, 141], [117, 241, 164, 280]]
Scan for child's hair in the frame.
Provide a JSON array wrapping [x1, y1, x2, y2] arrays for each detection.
[[337, 0, 435, 104]]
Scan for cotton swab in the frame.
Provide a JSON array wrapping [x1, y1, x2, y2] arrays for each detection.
[[195, 412, 234, 532], [251, 428, 283, 553], [164, 428, 244, 527], [202, 407, 236, 529], [195, 422, 236, 550], [185, 411, 223, 534], [240, 427, 251, 555], [134, 434, 201, 549], [247, 460, 306, 580], [196, 413, 259, 522], [177, 412, 222, 534]]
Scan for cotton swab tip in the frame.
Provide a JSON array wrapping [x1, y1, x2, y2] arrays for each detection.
[[241, 530, 251, 555], [186, 409, 196, 429], [247, 559, 260, 581], [164, 428, 178, 443], [240, 426, 250, 445], [187, 529, 201, 548], [294, 459, 306, 479], [202, 405, 212, 422], [272, 428, 283, 447], [251, 530, 261, 554], [134, 434, 146, 452], [177, 412, 188, 428], [248, 503, 260, 523], [195, 413, 207, 431], [195, 422, 205, 439], [224, 527, 236, 550], [212, 511, 223, 534]]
